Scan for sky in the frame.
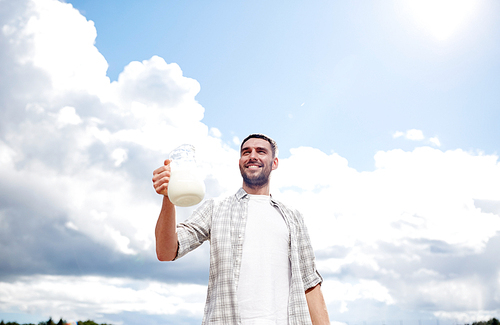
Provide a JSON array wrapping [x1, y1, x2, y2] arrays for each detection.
[[0, 0, 499, 324]]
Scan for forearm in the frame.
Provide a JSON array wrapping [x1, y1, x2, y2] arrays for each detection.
[[306, 284, 330, 325], [155, 195, 178, 261]]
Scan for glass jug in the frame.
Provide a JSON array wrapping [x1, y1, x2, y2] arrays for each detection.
[[167, 144, 206, 207]]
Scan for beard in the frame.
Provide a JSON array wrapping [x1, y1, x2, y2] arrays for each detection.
[[240, 162, 272, 189]]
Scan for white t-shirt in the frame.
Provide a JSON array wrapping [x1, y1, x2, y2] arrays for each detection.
[[237, 194, 291, 325]]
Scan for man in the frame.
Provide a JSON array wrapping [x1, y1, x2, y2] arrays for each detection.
[[153, 134, 329, 324]]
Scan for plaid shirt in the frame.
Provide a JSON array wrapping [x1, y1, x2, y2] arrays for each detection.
[[174, 188, 323, 325]]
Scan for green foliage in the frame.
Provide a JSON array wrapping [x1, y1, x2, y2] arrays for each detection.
[[472, 319, 500, 325], [78, 321, 99, 325], [0, 319, 113, 325], [38, 317, 56, 325]]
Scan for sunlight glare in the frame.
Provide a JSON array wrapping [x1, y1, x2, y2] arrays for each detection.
[[404, 0, 480, 41]]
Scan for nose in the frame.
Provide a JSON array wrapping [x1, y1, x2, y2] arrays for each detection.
[[248, 149, 258, 159]]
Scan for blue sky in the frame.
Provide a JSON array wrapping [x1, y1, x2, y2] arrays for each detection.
[[1, 0, 500, 324], [67, 0, 500, 171]]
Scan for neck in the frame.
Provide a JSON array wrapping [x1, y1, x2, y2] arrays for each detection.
[[242, 182, 271, 196]]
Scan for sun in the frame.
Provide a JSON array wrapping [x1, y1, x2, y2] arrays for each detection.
[[402, 0, 481, 41]]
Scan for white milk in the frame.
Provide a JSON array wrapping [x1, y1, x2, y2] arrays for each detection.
[[168, 169, 205, 207]]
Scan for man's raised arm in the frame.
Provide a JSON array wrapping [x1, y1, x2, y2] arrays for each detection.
[[153, 160, 178, 261]]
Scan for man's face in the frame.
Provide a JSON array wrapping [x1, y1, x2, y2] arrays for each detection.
[[239, 138, 278, 189]]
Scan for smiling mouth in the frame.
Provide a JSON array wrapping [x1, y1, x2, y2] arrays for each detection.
[[245, 163, 262, 169]]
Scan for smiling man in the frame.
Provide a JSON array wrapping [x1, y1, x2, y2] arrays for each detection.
[[153, 133, 329, 325], [239, 135, 278, 193]]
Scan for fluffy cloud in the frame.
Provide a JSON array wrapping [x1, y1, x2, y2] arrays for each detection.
[[394, 129, 425, 141], [0, 0, 235, 259], [0, 275, 206, 323], [393, 129, 441, 147], [24, 0, 109, 95], [273, 146, 500, 321], [0, 1, 232, 323], [275, 146, 500, 251]]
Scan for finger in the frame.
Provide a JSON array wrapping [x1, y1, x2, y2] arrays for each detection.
[[153, 162, 172, 196], [155, 182, 169, 196], [153, 163, 171, 177], [153, 169, 171, 195], [153, 173, 168, 189], [153, 177, 169, 195], [153, 168, 171, 183], [153, 165, 165, 176]]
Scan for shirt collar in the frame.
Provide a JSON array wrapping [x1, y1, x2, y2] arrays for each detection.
[[236, 188, 279, 205], [236, 188, 248, 201]]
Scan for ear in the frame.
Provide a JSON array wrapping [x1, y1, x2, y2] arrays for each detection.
[[272, 157, 279, 171]]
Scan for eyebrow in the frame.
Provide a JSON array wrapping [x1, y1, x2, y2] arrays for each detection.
[[241, 146, 269, 153]]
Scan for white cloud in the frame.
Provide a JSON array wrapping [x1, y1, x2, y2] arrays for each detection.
[[322, 279, 395, 314], [110, 56, 203, 117], [0, 0, 236, 258], [393, 131, 405, 138], [406, 128, 425, 140], [273, 145, 500, 321], [393, 129, 442, 147], [330, 322, 348, 325], [209, 127, 222, 138], [415, 278, 487, 310], [434, 311, 497, 324], [0, 275, 206, 321], [393, 129, 425, 141], [429, 136, 441, 147], [23, 0, 110, 96], [54, 106, 82, 127], [277, 146, 500, 251], [111, 148, 128, 167]]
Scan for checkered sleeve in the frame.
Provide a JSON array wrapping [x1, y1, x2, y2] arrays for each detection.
[[295, 209, 323, 291], [173, 199, 213, 260]]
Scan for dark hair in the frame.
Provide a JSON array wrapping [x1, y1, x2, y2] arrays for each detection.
[[240, 133, 278, 158]]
